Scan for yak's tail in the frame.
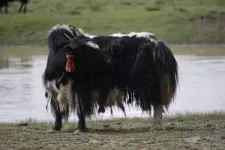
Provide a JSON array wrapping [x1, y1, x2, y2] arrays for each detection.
[[47, 24, 82, 52], [154, 41, 178, 108]]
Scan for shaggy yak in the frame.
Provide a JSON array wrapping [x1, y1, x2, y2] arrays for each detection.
[[43, 24, 178, 133]]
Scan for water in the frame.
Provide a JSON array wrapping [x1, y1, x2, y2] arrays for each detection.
[[0, 46, 225, 123]]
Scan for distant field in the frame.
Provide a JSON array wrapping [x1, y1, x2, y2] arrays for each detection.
[[0, 113, 225, 149], [0, 0, 224, 45]]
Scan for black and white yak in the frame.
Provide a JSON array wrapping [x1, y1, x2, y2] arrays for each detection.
[[43, 24, 178, 133]]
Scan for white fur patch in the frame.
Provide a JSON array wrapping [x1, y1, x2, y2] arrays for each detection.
[[86, 41, 99, 49], [110, 32, 156, 42], [48, 24, 74, 36], [78, 28, 96, 38], [49, 79, 70, 114]]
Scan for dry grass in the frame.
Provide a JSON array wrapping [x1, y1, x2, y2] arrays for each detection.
[[1, 113, 225, 150]]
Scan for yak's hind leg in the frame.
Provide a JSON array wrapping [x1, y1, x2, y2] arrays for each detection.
[[152, 105, 163, 131], [98, 88, 110, 113]]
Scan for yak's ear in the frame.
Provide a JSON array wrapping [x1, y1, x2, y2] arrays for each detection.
[[64, 33, 73, 42]]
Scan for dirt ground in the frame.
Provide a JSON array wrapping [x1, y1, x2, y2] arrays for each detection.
[[0, 113, 225, 150]]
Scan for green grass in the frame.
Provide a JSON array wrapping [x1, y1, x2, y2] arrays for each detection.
[[0, 45, 224, 58], [0, 0, 224, 45], [1, 113, 225, 149]]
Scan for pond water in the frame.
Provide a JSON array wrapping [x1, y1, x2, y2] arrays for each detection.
[[0, 46, 225, 123]]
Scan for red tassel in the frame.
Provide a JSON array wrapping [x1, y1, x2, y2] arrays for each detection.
[[65, 57, 75, 72]]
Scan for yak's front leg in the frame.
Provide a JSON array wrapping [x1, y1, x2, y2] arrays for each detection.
[[46, 89, 63, 131], [53, 109, 62, 130], [151, 105, 163, 131], [51, 99, 62, 131], [76, 109, 86, 133], [74, 95, 87, 133]]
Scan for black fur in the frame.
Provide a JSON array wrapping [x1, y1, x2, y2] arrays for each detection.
[[0, 0, 29, 13], [43, 24, 178, 131]]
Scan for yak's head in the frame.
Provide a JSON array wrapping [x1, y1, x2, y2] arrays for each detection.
[[63, 33, 108, 73]]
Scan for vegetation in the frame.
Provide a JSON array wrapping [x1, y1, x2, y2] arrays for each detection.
[[1, 113, 225, 149], [0, 0, 224, 45]]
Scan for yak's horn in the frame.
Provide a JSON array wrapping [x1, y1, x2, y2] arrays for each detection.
[[64, 33, 73, 42]]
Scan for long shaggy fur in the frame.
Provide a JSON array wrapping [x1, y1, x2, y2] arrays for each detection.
[[43, 24, 178, 131]]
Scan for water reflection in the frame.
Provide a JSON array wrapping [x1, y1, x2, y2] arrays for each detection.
[[0, 46, 225, 123], [0, 56, 33, 69], [0, 57, 9, 69]]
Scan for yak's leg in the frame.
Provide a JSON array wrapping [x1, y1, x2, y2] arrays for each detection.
[[5, 4, 8, 14], [151, 105, 163, 131], [98, 89, 109, 113], [53, 109, 62, 130], [51, 99, 62, 130], [75, 104, 86, 133], [23, 3, 27, 13], [76, 110, 86, 133], [18, 3, 23, 13], [49, 96, 62, 131], [74, 94, 87, 133]]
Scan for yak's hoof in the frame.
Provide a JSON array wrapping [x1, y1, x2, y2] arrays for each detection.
[[98, 107, 105, 113], [52, 125, 62, 131]]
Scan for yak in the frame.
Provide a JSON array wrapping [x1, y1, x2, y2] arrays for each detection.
[[43, 24, 178, 133], [0, 0, 29, 13]]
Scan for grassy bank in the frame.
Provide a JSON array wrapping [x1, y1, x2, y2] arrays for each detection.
[[0, 0, 224, 45], [1, 45, 225, 57], [1, 113, 225, 149]]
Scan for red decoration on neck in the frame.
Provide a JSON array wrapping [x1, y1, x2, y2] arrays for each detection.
[[65, 54, 75, 72]]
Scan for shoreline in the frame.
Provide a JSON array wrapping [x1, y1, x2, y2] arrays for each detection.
[[0, 43, 225, 49], [1, 112, 225, 149], [1, 111, 224, 124]]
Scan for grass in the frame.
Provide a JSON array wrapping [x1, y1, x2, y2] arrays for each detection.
[[0, 45, 224, 58], [1, 113, 225, 149], [0, 0, 224, 45]]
